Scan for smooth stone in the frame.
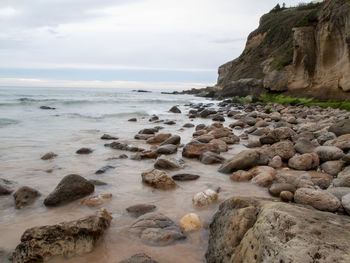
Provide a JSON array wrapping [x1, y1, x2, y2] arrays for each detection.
[[164, 120, 176, 125], [138, 128, 156, 135], [0, 178, 15, 195], [44, 174, 94, 207], [294, 188, 341, 212], [13, 186, 41, 209], [271, 140, 295, 161], [128, 118, 137, 122], [95, 165, 115, 174], [328, 119, 350, 136], [172, 174, 200, 181], [200, 152, 225, 164], [280, 191, 294, 202], [327, 187, 350, 200], [141, 169, 177, 190], [314, 146, 344, 162], [210, 139, 228, 152], [146, 133, 171, 144], [154, 156, 184, 170], [160, 135, 181, 146], [192, 189, 218, 207], [249, 166, 276, 187], [183, 123, 195, 128], [288, 153, 319, 170], [156, 144, 177, 154], [182, 141, 220, 159], [333, 174, 350, 187], [169, 106, 181, 113], [324, 134, 350, 151], [41, 152, 57, 160], [76, 147, 93, 154], [230, 170, 252, 182], [180, 213, 202, 231], [294, 138, 316, 154], [11, 209, 112, 263], [134, 134, 153, 140], [100, 134, 118, 140], [268, 183, 296, 197], [341, 194, 350, 215], [126, 204, 157, 217], [320, 160, 344, 176], [218, 150, 259, 174], [268, 156, 282, 168]]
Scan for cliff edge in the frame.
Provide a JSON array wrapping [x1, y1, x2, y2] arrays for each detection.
[[216, 0, 350, 101]]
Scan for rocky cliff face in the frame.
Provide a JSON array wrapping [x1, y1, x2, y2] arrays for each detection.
[[217, 0, 350, 101]]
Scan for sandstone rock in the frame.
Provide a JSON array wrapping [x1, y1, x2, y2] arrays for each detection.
[[169, 106, 181, 113], [230, 170, 252, 182], [119, 253, 158, 263], [260, 127, 295, 144], [329, 119, 350, 136], [126, 204, 157, 217], [288, 153, 320, 170], [44, 174, 94, 207], [268, 183, 296, 197], [13, 186, 41, 209], [209, 139, 228, 152], [314, 146, 345, 162], [80, 193, 112, 207], [141, 169, 177, 190], [275, 170, 333, 189], [197, 134, 215, 143], [76, 147, 93, 154], [180, 213, 202, 232], [220, 136, 240, 144], [182, 141, 220, 159], [172, 174, 200, 181], [131, 151, 158, 160], [146, 133, 171, 144], [154, 156, 184, 170], [209, 128, 233, 139], [249, 166, 276, 187], [155, 144, 177, 154], [11, 209, 112, 263], [271, 140, 295, 160], [280, 191, 294, 202], [218, 150, 259, 174], [268, 155, 283, 168], [294, 188, 341, 212], [100, 134, 118, 140], [200, 152, 225, 164], [321, 160, 344, 176], [206, 197, 350, 263], [192, 189, 218, 207], [129, 212, 186, 246], [41, 152, 57, 160]]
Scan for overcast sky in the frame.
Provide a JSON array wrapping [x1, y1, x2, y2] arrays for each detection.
[[0, 0, 308, 89]]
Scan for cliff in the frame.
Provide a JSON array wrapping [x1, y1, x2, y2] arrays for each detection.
[[216, 0, 350, 101]]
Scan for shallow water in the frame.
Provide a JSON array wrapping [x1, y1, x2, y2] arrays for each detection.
[[0, 87, 269, 262]]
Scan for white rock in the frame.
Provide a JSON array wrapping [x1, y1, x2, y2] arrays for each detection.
[[192, 189, 218, 207]]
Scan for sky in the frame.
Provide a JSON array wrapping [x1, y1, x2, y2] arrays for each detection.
[[0, 0, 309, 89]]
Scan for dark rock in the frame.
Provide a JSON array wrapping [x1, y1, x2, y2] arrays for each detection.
[[329, 119, 350, 136], [199, 109, 217, 118], [294, 138, 316, 154], [126, 204, 157, 217], [13, 186, 41, 209], [0, 178, 15, 195], [268, 183, 296, 197], [314, 146, 345, 162], [219, 78, 264, 98], [172, 174, 200, 181], [160, 135, 181, 146], [156, 144, 177, 154], [182, 141, 220, 159], [212, 114, 225, 122], [128, 118, 137, 122], [134, 134, 153, 140], [101, 134, 118, 140], [44, 174, 94, 206], [119, 253, 158, 263], [218, 150, 259, 173], [164, 120, 176, 125], [40, 106, 56, 110], [41, 152, 57, 160], [169, 106, 181, 113], [76, 147, 93, 154], [200, 152, 225, 164], [195, 124, 206, 130], [129, 212, 186, 246], [95, 165, 115, 174], [138, 128, 156, 135], [183, 123, 195, 128]]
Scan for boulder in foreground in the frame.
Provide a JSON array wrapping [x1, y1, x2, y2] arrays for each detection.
[[11, 208, 112, 263]]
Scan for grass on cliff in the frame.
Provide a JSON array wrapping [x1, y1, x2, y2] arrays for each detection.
[[225, 94, 350, 111]]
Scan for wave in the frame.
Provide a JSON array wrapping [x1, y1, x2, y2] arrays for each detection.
[[0, 118, 20, 128], [61, 111, 148, 120]]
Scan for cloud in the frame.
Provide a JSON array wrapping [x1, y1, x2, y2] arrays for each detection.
[[0, 7, 19, 17]]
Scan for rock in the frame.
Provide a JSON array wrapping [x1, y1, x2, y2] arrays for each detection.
[[342, 194, 350, 214], [327, 187, 350, 201], [80, 193, 112, 207], [131, 151, 158, 160], [209, 139, 228, 152], [156, 144, 177, 154], [333, 175, 350, 187], [149, 115, 159, 122], [172, 174, 200, 181], [314, 146, 345, 162], [260, 127, 295, 144], [324, 134, 350, 151], [101, 134, 118, 140], [13, 186, 41, 209], [317, 132, 336, 145], [128, 118, 137, 122], [294, 188, 341, 212], [129, 212, 186, 246], [192, 189, 218, 207], [95, 165, 115, 174], [160, 135, 181, 146], [206, 197, 350, 263], [169, 106, 181, 113], [230, 170, 252, 182], [0, 178, 15, 195], [183, 123, 195, 128], [76, 147, 93, 154], [88, 179, 107, 186], [245, 138, 261, 148], [146, 133, 171, 144], [197, 134, 215, 143], [154, 156, 184, 169], [126, 204, 157, 217], [268, 183, 296, 197], [119, 253, 158, 263], [294, 138, 316, 154], [329, 119, 350, 136], [280, 191, 294, 202], [141, 169, 177, 190], [44, 174, 94, 207], [164, 120, 176, 125], [134, 134, 153, 140], [11, 209, 112, 263], [321, 160, 344, 176], [219, 150, 259, 174], [41, 152, 57, 160], [249, 166, 276, 187], [288, 153, 320, 170], [39, 106, 55, 110], [220, 136, 240, 144], [268, 155, 282, 168], [199, 108, 217, 118], [200, 152, 225, 164], [182, 141, 220, 159], [180, 213, 202, 231], [195, 124, 206, 130], [138, 128, 156, 135], [271, 140, 295, 160]]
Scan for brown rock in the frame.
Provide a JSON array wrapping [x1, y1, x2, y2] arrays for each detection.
[[141, 169, 177, 190]]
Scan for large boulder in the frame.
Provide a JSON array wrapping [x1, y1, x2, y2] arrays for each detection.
[[129, 212, 186, 246], [182, 141, 220, 159], [13, 186, 41, 209], [11, 209, 112, 263], [218, 150, 259, 174], [260, 127, 296, 144], [271, 140, 295, 160], [206, 197, 350, 263], [44, 174, 94, 207], [294, 188, 341, 212], [141, 169, 177, 190], [288, 153, 320, 170], [329, 119, 350, 136]]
